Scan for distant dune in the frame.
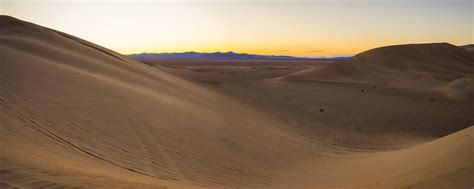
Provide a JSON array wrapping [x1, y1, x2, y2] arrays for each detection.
[[460, 44, 474, 52], [1, 15, 473, 189], [282, 43, 474, 99]]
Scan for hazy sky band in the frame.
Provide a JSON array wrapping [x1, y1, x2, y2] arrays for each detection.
[[1, 0, 472, 56]]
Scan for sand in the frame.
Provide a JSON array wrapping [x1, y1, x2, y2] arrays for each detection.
[[0, 15, 473, 189]]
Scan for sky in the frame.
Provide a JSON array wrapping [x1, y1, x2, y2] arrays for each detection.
[[1, 0, 472, 57]]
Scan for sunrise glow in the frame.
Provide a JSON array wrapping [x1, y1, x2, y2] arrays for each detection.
[[2, 0, 472, 56]]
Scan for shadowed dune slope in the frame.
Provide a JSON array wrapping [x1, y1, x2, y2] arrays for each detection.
[[0, 15, 319, 188], [0, 16, 472, 188]]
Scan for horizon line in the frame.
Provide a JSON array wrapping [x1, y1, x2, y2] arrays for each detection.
[[125, 50, 355, 58]]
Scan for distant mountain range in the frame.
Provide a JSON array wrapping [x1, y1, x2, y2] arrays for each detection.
[[128, 45, 472, 62], [128, 51, 350, 61]]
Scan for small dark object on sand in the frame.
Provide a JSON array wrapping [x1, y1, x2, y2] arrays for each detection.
[[430, 98, 434, 102], [361, 89, 364, 93], [320, 109, 324, 112]]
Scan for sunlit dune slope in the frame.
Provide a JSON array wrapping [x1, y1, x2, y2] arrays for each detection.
[[0, 15, 472, 189]]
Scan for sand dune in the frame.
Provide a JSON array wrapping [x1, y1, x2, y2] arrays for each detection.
[[461, 44, 474, 52], [282, 43, 474, 99], [0, 16, 473, 189]]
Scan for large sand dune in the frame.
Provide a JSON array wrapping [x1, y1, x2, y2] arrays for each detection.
[[0, 16, 473, 189], [282, 43, 474, 99]]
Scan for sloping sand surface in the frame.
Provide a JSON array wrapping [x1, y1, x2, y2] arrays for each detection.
[[282, 43, 474, 99], [1, 16, 472, 188]]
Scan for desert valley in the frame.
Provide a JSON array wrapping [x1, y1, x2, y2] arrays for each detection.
[[0, 10, 473, 189]]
